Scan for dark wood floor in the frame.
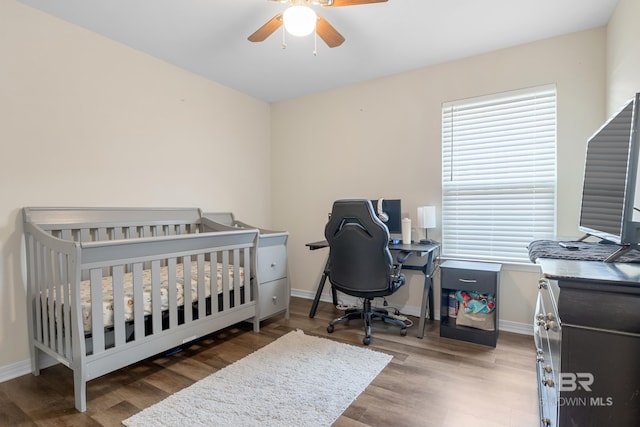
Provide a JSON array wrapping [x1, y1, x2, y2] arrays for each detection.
[[0, 297, 539, 426]]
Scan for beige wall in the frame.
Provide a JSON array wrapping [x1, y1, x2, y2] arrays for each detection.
[[0, 2, 271, 369], [3, 0, 638, 378], [606, 0, 640, 113], [271, 28, 607, 330]]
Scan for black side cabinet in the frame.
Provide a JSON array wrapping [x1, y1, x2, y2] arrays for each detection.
[[537, 258, 640, 427], [439, 260, 502, 347]]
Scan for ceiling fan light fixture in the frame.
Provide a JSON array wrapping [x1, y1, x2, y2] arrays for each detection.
[[283, 5, 317, 37]]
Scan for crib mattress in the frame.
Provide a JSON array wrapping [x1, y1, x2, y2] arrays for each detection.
[[47, 262, 244, 332]]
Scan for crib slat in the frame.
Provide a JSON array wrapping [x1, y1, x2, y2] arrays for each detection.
[[208, 251, 217, 311], [61, 229, 72, 241], [96, 228, 107, 242], [33, 241, 44, 345], [25, 235, 38, 344], [54, 252, 64, 355], [132, 263, 144, 340], [183, 256, 192, 324], [125, 227, 135, 273], [221, 251, 230, 312], [142, 226, 152, 271], [111, 227, 124, 241], [80, 228, 91, 243], [232, 248, 240, 309], [65, 253, 79, 361], [112, 265, 125, 347], [243, 247, 251, 303], [197, 254, 205, 319], [167, 258, 178, 329], [89, 268, 105, 354], [37, 243, 49, 347], [151, 260, 161, 335], [45, 247, 56, 350], [37, 243, 46, 345], [96, 228, 110, 278], [61, 252, 73, 359]]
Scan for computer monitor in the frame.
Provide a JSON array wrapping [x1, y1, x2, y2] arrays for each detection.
[[578, 93, 640, 261], [371, 199, 402, 234]]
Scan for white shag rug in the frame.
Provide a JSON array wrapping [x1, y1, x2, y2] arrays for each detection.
[[122, 329, 392, 427]]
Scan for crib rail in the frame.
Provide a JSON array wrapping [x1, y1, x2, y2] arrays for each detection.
[[23, 207, 202, 229], [24, 224, 80, 369]]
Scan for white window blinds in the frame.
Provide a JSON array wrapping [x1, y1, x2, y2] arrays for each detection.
[[441, 85, 557, 263]]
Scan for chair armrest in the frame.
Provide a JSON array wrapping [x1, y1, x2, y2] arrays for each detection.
[[392, 250, 413, 280], [391, 263, 404, 280], [397, 250, 412, 264]]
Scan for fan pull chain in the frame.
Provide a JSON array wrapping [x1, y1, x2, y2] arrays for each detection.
[[281, 25, 287, 49], [313, 30, 317, 56]]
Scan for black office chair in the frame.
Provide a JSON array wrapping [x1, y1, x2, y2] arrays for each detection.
[[325, 199, 407, 345]]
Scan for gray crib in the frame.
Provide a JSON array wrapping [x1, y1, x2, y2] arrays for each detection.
[[23, 207, 260, 412]]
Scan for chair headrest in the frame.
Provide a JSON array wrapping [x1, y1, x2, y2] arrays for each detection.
[[324, 199, 390, 245], [324, 199, 396, 296]]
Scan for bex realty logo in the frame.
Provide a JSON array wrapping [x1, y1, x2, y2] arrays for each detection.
[[554, 372, 614, 407], [558, 372, 594, 392]]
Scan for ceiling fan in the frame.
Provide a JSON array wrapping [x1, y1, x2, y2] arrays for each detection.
[[248, 0, 388, 48]]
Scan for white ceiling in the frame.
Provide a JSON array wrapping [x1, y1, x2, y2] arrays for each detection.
[[18, 0, 619, 103]]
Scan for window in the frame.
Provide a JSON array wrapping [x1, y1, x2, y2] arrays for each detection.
[[441, 85, 557, 263]]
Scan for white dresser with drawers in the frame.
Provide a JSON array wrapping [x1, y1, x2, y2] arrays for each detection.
[[203, 212, 290, 322]]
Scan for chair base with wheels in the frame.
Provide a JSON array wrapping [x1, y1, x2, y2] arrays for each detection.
[[327, 299, 407, 345]]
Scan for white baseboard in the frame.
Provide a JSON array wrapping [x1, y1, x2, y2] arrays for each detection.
[[0, 353, 57, 384], [0, 359, 33, 383], [291, 288, 533, 336], [499, 319, 534, 336]]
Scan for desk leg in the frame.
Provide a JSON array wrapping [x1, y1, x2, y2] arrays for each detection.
[[331, 282, 338, 307], [418, 274, 434, 339], [309, 257, 333, 318]]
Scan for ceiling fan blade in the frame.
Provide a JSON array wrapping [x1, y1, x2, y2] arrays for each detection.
[[248, 13, 283, 42], [315, 14, 345, 48], [324, 0, 388, 7]]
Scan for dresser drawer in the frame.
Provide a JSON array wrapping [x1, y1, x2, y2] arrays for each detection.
[[257, 244, 287, 283], [258, 278, 288, 319], [441, 264, 498, 295]]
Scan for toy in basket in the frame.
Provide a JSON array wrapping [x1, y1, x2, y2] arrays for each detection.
[[454, 290, 496, 331]]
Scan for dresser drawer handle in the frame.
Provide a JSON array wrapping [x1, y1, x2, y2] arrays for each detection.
[[458, 278, 477, 283], [542, 378, 555, 387], [544, 321, 558, 331]]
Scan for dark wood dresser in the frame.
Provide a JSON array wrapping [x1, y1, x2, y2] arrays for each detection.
[[536, 258, 640, 427]]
